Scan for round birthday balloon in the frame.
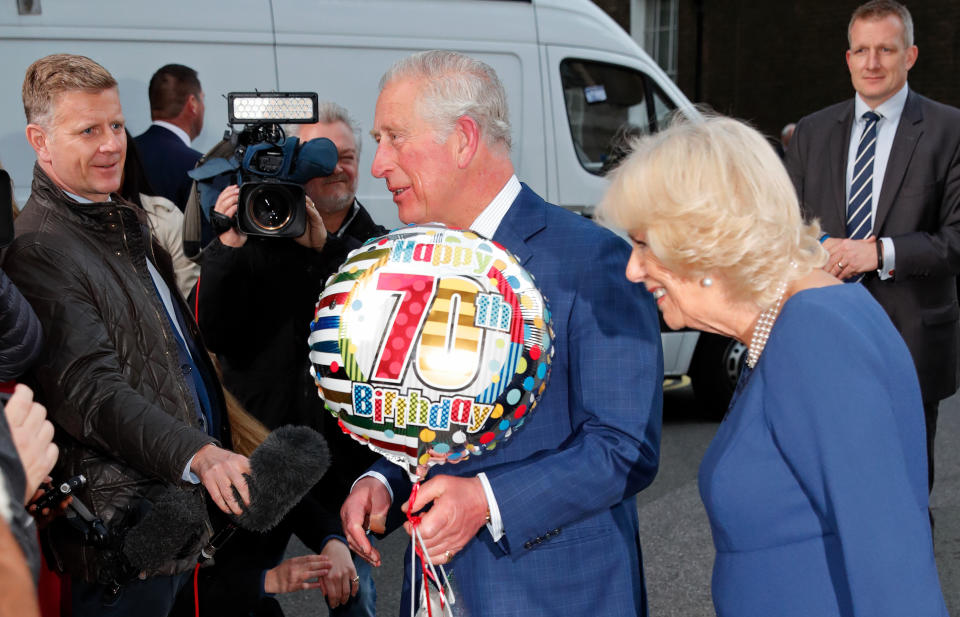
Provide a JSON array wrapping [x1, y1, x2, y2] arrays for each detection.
[[308, 224, 554, 480]]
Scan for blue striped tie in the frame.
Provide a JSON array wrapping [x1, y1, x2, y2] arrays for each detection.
[[847, 111, 880, 239], [845, 111, 880, 282]]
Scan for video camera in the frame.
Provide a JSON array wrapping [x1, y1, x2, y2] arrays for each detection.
[[217, 92, 339, 238]]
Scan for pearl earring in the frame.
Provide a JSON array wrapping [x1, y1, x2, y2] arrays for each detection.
[[700, 277, 713, 288]]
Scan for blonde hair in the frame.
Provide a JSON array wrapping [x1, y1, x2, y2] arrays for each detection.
[[22, 54, 117, 127], [849, 0, 914, 48], [599, 115, 827, 308], [210, 355, 269, 457]]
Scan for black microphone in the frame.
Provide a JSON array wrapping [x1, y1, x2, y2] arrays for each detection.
[[121, 487, 208, 573], [229, 425, 330, 532]]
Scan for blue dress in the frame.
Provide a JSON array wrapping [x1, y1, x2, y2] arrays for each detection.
[[699, 284, 947, 617]]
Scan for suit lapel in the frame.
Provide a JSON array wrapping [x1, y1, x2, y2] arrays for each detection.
[[874, 91, 924, 234], [491, 184, 546, 266], [831, 101, 855, 227]]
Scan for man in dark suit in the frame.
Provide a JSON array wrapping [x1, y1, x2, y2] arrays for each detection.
[[135, 64, 205, 210], [785, 0, 960, 495], [341, 50, 663, 616]]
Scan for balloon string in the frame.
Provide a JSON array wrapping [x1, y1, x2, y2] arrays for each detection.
[[406, 482, 454, 617]]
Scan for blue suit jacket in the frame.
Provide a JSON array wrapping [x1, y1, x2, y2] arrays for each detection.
[[134, 124, 202, 211], [375, 185, 664, 616]]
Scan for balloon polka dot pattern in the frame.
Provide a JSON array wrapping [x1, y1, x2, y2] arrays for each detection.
[[308, 224, 554, 480]]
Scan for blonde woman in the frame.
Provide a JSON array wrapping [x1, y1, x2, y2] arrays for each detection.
[[599, 116, 946, 617]]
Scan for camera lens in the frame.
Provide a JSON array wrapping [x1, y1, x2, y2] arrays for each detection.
[[247, 185, 292, 231]]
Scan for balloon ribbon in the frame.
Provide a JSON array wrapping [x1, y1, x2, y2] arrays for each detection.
[[406, 481, 455, 617]]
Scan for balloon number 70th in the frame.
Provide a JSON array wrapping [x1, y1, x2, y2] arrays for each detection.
[[369, 272, 512, 392]]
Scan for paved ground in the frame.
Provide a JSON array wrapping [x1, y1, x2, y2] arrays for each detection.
[[280, 387, 960, 616]]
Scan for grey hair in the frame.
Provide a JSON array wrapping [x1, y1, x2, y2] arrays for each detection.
[[284, 100, 362, 154], [379, 50, 512, 151], [848, 0, 914, 48]]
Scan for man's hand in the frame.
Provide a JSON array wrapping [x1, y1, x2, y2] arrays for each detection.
[[190, 444, 251, 515], [263, 554, 331, 594], [294, 196, 327, 251], [213, 185, 246, 248], [319, 539, 360, 608], [340, 477, 391, 566], [4, 384, 58, 504], [823, 236, 878, 280], [402, 475, 488, 565]]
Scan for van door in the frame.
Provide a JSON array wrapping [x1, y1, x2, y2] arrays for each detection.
[[543, 46, 686, 215]]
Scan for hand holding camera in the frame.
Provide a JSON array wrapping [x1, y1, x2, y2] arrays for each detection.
[[212, 184, 327, 251], [3, 383, 58, 504]]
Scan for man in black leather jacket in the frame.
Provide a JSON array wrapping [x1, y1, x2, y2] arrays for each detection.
[[196, 102, 386, 616], [4, 53, 252, 617]]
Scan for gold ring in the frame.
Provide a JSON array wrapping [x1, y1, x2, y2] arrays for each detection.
[[351, 575, 360, 583], [837, 262, 844, 269], [444, 550, 452, 561]]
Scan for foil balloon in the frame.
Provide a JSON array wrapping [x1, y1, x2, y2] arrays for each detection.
[[308, 224, 554, 480]]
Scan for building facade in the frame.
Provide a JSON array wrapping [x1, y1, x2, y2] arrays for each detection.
[[594, 0, 960, 138]]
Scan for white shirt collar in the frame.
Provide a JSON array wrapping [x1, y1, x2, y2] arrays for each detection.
[[468, 175, 521, 239], [64, 190, 93, 204], [855, 82, 909, 123], [152, 120, 193, 147]]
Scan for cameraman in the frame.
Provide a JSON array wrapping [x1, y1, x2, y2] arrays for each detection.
[[197, 102, 385, 615]]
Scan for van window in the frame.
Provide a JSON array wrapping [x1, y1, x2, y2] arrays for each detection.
[[559, 59, 677, 175]]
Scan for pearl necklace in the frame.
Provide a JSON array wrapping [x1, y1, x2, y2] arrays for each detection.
[[746, 280, 788, 369]]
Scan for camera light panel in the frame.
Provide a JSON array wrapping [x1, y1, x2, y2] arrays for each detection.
[[228, 92, 319, 124]]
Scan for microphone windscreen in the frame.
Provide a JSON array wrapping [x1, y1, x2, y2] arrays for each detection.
[[121, 487, 207, 572], [231, 425, 330, 532], [290, 137, 339, 183]]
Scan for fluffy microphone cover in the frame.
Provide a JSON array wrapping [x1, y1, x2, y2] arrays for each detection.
[[231, 425, 330, 532], [121, 487, 207, 573]]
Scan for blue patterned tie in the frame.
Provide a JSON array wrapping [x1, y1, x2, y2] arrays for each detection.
[[845, 111, 880, 282], [847, 111, 880, 239]]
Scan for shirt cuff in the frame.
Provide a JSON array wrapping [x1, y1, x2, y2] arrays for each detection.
[[476, 472, 504, 542], [878, 237, 895, 280], [321, 534, 348, 549], [182, 455, 200, 484], [353, 471, 393, 502], [260, 569, 275, 598]]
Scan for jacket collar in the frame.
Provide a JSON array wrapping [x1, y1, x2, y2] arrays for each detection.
[[491, 183, 547, 266], [828, 90, 925, 232], [874, 90, 924, 233], [29, 163, 141, 227]]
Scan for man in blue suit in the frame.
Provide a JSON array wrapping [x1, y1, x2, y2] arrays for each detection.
[[341, 50, 664, 616], [135, 64, 205, 211]]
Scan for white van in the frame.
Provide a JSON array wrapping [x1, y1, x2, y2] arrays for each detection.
[[0, 0, 739, 411]]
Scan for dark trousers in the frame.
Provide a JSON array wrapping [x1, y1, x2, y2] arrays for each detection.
[[924, 399, 940, 495], [70, 570, 192, 617]]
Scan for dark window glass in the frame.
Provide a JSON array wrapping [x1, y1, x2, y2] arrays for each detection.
[[559, 58, 678, 175]]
